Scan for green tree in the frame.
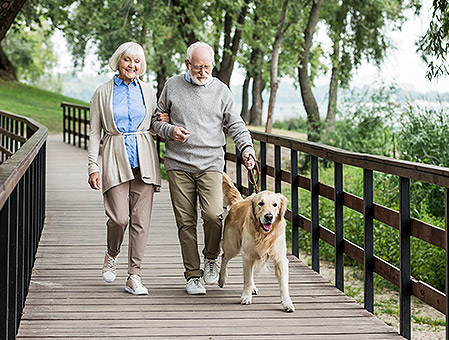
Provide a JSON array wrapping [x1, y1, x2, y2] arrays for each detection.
[[3, 18, 58, 86], [418, 0, 449, 80], [323, 0, 420, 124], [0, 0, 29, 81]]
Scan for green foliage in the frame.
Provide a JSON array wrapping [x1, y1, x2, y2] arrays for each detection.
[[418, 0, 449, 80], [272, 117, 307, 133], [281, 85, 448, 292], [320, 85, 398, 157], [3, 18, 59, 88], [397, 103, 449, 218], [0, 80, 86, 133]]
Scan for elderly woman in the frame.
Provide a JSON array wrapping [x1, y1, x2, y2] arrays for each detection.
[[88, 42, 163, 295]]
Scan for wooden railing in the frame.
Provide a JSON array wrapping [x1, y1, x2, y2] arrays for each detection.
[[61, 102, 90, 150], [0, 110, 48, 339], [62, 101, 448, 340]]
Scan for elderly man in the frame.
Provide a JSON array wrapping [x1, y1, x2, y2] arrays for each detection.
[[151, 41, 255, 295]]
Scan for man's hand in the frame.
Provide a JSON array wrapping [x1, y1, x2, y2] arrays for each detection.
[[157, 112, 169, 123], [242, 152, 255, 169], [173, 126, 190, 143], [88, 172, 101, 190]]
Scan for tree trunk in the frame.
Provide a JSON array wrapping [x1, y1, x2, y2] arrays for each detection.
[[213, 1, 249, 86], [298, 0, 325, 142], [326, 39, 340, 125], [266, 0, 289, 133], [156, 69, 166, 100], [240, 73, 251, 122], [249, 72, 264, 126], [0, 43, 17, 81], [0, 0, 26, 42]]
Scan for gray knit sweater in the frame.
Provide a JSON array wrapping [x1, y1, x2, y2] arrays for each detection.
[[151, 74, 255, 173]]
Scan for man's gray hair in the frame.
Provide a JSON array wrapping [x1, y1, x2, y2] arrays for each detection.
[[109, 42, 147, 75], [186, 41, 214, 61]]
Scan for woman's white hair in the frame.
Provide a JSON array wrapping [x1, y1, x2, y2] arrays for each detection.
[[109, 42, 146, 75], [186, 41, 214, 61]]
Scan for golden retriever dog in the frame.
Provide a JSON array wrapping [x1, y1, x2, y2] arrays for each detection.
[[219, 173, 295, 312]]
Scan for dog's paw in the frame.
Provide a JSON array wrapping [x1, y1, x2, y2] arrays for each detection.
[[218, 275, 225, 288], [240, 294, 252, 305], [281, 298, 295, 313], [251, 285, 259, 295]]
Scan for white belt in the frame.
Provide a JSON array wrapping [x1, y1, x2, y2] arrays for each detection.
[[122, 131, 151, 136], [106, 131, 151, 136]]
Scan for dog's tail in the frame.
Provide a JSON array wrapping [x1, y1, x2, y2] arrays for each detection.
[[222, 173, 243, 207]]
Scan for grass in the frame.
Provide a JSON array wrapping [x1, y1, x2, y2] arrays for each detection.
[[0, 80, 87, 134]]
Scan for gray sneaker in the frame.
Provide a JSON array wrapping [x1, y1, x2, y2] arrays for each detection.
[[186, 277, 206, 295], [203, 257, 220, 285], [102, 252, 118, 283]]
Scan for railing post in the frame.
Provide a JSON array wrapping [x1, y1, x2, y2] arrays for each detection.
[[62, 104, 66, 143], [236, 146, 242, 192], [260, 142, 267, 191], [83, 109, 88, 150], [8, 187, 18, 337], [0, 200, 10, 340], [248, 172, 254, 195], [444, 188, 449, 340], [400, 176, 411, 339], [311, 155, 319, 273], [72, 106, 76, 147], [334, 162, 344, 292], [17, 178, 25, 323], [275, 145, 281, 193], [78, 108, 82, 148], [291, 149, 299, 258], [363, 169, 374, 313]]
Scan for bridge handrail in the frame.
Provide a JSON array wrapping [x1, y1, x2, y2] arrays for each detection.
[[0, 109, 48, 339], [61, 101, 448, 339]]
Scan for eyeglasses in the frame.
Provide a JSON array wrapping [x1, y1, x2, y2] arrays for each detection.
[[188, 60, 213, 72]]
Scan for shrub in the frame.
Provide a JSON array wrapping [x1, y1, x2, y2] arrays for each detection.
[[397, 103, 449, 218]]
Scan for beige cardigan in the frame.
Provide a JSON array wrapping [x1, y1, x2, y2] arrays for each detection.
[[87, 77, 161, 194]]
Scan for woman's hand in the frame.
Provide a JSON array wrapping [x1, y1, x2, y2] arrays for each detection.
[[157, 112, 169, 123], [173, 126, 190, 143], [88, 172, 101, 190]]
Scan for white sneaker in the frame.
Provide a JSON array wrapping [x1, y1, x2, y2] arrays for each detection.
[[186, 277, 206, 295], [102, 252, 118, 283], [203, 257, 220, 285], [125, 274, 148, 295]]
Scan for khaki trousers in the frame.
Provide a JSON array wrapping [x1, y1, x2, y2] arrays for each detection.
[[167, 170, 223, 280], [103, 168, 154, 275]]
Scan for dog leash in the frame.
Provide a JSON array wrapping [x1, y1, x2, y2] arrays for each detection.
[[244, 153, 260, 193]]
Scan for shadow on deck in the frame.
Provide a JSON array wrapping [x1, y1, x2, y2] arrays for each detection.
[[16, 137, 404, 339]]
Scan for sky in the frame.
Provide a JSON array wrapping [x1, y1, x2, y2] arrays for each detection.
[[343, 1, 449, 93]]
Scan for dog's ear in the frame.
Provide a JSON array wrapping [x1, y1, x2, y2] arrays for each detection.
[[277, 194, 288, 219]]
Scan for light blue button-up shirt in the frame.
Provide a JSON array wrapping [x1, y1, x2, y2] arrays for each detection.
[[112, 75, 146, 168]]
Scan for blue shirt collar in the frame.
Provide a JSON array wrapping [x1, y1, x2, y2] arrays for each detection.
[[114, 75, 139, 87], [185, 71, 213, 87]]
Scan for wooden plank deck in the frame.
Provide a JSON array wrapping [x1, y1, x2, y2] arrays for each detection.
[[16, 137, 405, 339]]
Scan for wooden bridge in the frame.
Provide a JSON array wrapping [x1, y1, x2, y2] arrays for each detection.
[[2, 105, 449, 339], [16, 136, 404, 339]]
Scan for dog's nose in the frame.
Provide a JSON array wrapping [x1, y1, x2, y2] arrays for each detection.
[[264, 213, 273, 221]]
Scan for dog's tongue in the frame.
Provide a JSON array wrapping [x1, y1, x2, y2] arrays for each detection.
[[264, 223, 272, 231]]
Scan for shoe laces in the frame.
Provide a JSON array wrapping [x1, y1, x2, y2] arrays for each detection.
[[105, 254, 117, 270], [129, 274, 143, 288], [206, 259, 219, 273], [190, 278, 202, 288]]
